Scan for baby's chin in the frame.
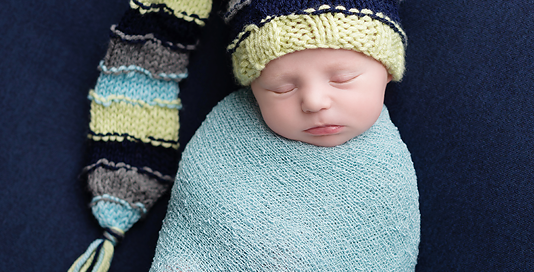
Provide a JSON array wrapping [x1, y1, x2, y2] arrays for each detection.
[[301, 138, 351, 147], [289, 134, 357, 147]]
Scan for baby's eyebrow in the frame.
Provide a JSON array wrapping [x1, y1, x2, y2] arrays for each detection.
[[324, 60, 358, 71], [263, 71, 293, 83]]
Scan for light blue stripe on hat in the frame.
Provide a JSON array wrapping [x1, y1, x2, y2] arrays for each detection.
[[93, 72, 180, 105], [90, 194, 146, 232]]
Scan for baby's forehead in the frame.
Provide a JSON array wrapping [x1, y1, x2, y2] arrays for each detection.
[[259, 49, 370, 76]]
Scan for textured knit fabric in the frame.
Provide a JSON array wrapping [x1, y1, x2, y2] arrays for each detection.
[[227, 0, 406, 85], [151, 89, 420, 271], [68, 1, 215, 271], [84, 0, 212, 234]]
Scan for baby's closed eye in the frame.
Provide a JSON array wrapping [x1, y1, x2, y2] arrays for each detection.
[[270, 84, 296, 93], [330, 73, 359, 84]]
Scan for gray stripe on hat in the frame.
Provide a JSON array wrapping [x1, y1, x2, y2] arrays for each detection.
[[88, 166, 170, 210], [101, 37, 189, 81]]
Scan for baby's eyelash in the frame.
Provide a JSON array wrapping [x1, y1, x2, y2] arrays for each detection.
[[330, 74, 358, 83], [271, 85, 296, 93]]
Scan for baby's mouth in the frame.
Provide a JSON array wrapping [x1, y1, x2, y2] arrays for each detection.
[[304, 125, 343, 135]]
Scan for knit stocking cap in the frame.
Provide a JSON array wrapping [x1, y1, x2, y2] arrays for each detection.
[[150, 89, 420, 271], [225, 0, 407, 85]]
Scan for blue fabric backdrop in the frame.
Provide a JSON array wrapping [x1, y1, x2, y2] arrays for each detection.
[[1, 0, 532, 271], [385, 2, 534, 270]]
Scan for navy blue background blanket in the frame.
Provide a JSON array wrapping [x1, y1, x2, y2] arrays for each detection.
[[1, 0, 532, 271]]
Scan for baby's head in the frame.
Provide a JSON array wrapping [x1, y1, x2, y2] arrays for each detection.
[[226, 1, 406, 146]]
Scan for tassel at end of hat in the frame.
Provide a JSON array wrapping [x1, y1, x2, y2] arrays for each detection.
[[68, 227, 124, 272]]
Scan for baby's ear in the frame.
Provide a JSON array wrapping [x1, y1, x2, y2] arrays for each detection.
[[387, 74, 393, 83]]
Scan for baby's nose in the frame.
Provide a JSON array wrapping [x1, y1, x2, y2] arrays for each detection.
[[300, 87, 332, 113]]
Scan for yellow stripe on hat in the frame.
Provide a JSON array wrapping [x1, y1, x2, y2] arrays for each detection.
[[89, 101, 179, 149], [230, 11, 405, 85], [130, 0, 212, 26]]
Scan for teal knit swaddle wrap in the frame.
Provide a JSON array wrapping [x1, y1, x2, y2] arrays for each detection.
[[151, 89, 420, 271]]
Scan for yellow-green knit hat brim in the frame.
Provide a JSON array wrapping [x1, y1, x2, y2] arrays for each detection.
[[229, 11, 406, 86]]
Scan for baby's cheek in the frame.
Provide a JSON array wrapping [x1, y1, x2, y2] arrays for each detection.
[[264, 117, 291, 138], [260, 106, 295, 135]]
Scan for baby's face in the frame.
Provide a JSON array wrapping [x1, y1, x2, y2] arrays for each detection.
[[251, 48, 391, 147]]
